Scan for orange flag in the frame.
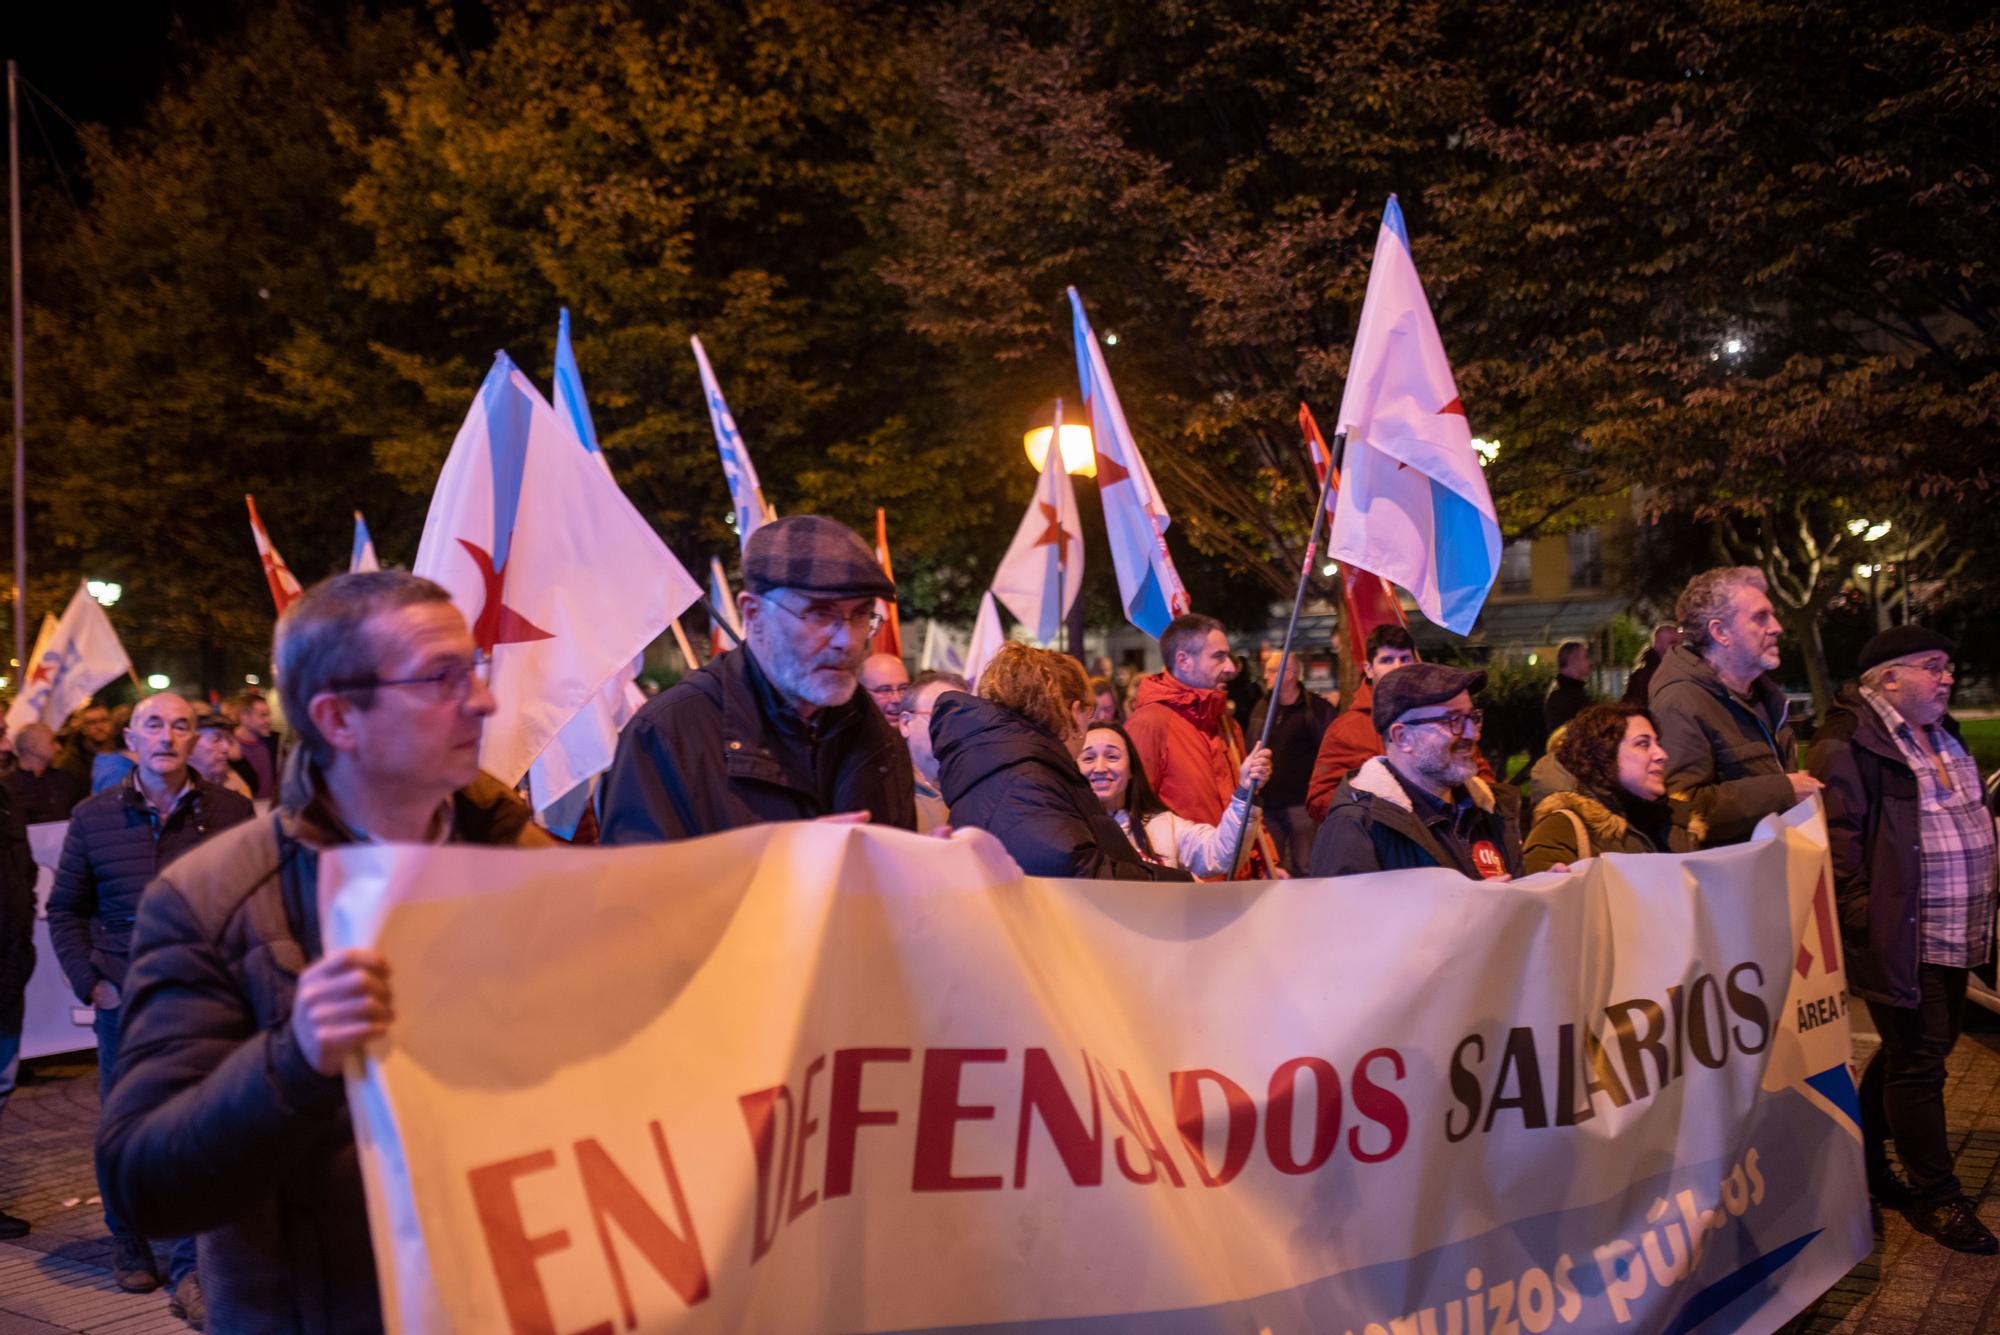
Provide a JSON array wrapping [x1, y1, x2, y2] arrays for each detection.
[[245, 494, 304, 616], [871, 507, 903, 659]]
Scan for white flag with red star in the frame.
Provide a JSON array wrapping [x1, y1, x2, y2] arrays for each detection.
[[245, 494, 303, 615], [990, 442, 1083, 644]]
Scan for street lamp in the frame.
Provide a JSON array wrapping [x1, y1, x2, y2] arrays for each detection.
[[87, 579, 122, 607], [1022, 400, 1096, 477], [145, 672, 170, 690]]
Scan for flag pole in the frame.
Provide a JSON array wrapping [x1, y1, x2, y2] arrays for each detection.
[[9, 62, 26, 674], [1226, 429, 1346, 878]]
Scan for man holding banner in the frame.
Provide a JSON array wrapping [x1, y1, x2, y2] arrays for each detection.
[[598, 515, 915, 844], [97, 572, 549, 1335]]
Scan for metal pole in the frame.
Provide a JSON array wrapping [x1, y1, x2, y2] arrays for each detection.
[[8, 61, 25, 674], [1224, 429, 1346, 876]]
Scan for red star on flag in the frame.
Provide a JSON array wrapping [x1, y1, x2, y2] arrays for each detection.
[[1094, 448, 1130, 487], [458, 539, 555, 651], [1032, 502, 1071, 551]]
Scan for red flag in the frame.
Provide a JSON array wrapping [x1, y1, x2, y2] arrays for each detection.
[[245, 494, 303, 617], [871, 507, 904, 660], [1300, 404, 1411, 666]]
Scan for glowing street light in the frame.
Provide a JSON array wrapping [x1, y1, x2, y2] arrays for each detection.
[[1470, 438, 1500, 467], [1022, 400, 1096, 477], [145, 673, 171, 690], [87, 580, 123, 607], [1846, 518, 1892, 543]]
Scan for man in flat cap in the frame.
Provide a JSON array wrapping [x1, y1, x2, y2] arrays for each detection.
[[1808, 626, 1998, 1252], [599, 515, 917, 842], [1310, 663, 1521, 880]]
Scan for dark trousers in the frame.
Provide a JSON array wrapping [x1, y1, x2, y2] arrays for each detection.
[[96, 1006, 198, 1282], [1263, 805, 1318, 878], [1861, 964, 1970, 1206]]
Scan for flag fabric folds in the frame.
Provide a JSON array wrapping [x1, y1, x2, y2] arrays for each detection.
[[414, 352, 700, 790], [690, 335, 773, 551], [708, 557, 743, 660], [6, 585, 133, 733], [963, 590, 1005, 692], [990, 434, 1084, 645], [1301, 402, 1412, 666], [1325, 197, 1500, 636], [351, 511, 381, 574], [245, 494, 303, 616], [919, 619, 968, 676], [871, 508, 903, 660], [1068, 287, 1189, 638], [552, 308, 606, 470]]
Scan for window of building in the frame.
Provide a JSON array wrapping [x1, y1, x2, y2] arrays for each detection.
[[1568, 528, 1604, 590], [1499, 540, 1533, 595]]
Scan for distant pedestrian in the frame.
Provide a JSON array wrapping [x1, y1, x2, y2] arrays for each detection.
[[1808, 626, 1997, 1253], [1247, 651, 1336, 875], [1542, 640, 1593, 741], [1622, 622, 1682, 706]]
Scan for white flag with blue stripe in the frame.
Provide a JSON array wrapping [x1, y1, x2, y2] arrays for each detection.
[[1327, 197, 1500, 636], [1069, 287, 1188, 638], [690, 335, 773, 552], [350, 511, 380, 573]]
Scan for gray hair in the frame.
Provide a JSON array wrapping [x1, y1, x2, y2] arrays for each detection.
[[1675, 567, 1768, 654], [1858, 663, 1891, 692], [275, 571, 454, 764]]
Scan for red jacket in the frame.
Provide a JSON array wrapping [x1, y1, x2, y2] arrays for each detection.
[[1125, 672, 1244, 826], [1305, 681, 1498, 823]]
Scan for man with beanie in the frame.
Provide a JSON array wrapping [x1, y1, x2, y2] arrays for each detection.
[[1808, 626, 1997, 1252], [600, 515, 917, 842], [1310, 663, 1521, 880]]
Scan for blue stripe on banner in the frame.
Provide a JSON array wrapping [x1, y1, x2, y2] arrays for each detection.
[[1661, 1230, 1822, 1335], [1127, 564, 1173, 640], [1428, 478, 1497, 633], [1381, 195, 1410, 251], [480, 358, 533, 572], [1805, 1064, 1862, 1129]]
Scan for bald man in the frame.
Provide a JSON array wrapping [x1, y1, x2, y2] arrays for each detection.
[[46, 693, 254, 1303], [859, 653, 911, 721]]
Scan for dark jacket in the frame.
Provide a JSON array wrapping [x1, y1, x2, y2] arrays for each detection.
[[1520, 787, 1685, 875], [1650, 644, 1797, 847], [1304, 755, 1520, 879], [933, 692, 1191, 882], [0, 783, 36, 1034], [1247, 688, 1338, 810], [1543, 674, 1591, 740], [45, 772, 255, 1002], [1310, 756, 1523, 880], [1623, 648, 1664, 706], [98, 766, 547, 1335], [598, 645, 916, 844], [3, 764, 88, 824], [1805, 683, 1980, 1008]]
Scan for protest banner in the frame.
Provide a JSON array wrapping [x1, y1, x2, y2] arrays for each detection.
[[323, 801, 1867, 1334]]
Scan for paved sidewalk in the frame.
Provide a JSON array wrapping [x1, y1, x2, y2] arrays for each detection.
[[6, 1030, 2000, 1332]]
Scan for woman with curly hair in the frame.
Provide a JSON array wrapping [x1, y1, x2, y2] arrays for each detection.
[[1078, 721, 1274, 877], [1521, 702, 1687, 873], [931, 642, 1192, 881]]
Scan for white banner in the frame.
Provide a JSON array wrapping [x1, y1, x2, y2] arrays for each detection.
[[324, 801, 1867, 1334]]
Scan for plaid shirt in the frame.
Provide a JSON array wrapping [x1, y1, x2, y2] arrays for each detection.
[[1864, 688, 1998, 968]]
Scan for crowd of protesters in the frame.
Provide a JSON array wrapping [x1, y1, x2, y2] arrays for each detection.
[[0, 515, 1991, 1333]]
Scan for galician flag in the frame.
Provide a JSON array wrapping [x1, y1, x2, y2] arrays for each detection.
[[6, 585, 132, 733], [990, 421, 1084, 645], [414, 352, 700, 789], [963, 590, 1006, 693], [1069, 287, 1189, 638], [1326, 196, 1500, 635], [690, 335, 774, 551], [1301, 402, 1412, 666], [351, 511, 381, 573], [245, 494, 303, 616], [527, 311, 656, 832]]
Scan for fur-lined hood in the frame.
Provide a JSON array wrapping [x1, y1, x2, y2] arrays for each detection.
[[1531, 789, 1630, 844], [1344, 755, 1497, 813]]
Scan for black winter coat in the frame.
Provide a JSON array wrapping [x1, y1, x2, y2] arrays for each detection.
[[46, 774, 254, 1002], [1650, 644, 1798, 848], [598, 646, 915, 844], [932, 693, 1191, 882], [0, 782, 36, 1034], [1310, 757, 1522, 880], [98, 769, 547, 1335], [1806, 684, 1983, 1008]]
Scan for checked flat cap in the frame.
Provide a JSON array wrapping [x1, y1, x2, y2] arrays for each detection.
[[743, 515, 896, 600], [1372, 662, 1488, 734]]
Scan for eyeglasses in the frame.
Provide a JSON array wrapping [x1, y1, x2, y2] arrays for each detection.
[[764, 597, 884, 639], [1900, 658, 1954, 680], [331, 651, 491, 704], [867, 683, 906, 698], [1400, 709, 1484, 738]]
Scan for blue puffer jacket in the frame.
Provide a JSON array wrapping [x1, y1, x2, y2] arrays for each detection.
[[45, 773, 255, 1001]]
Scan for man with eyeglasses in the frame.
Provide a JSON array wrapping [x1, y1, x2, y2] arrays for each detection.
[[46, 690, 254, 1312], [860, 654, 912, 722], [1808, 626, 1998, 1253], [96, 572, 548, 1334], [600, 514, 917, 843], [1310, 663, 1521, 881], [899, 670, 969, 832]]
